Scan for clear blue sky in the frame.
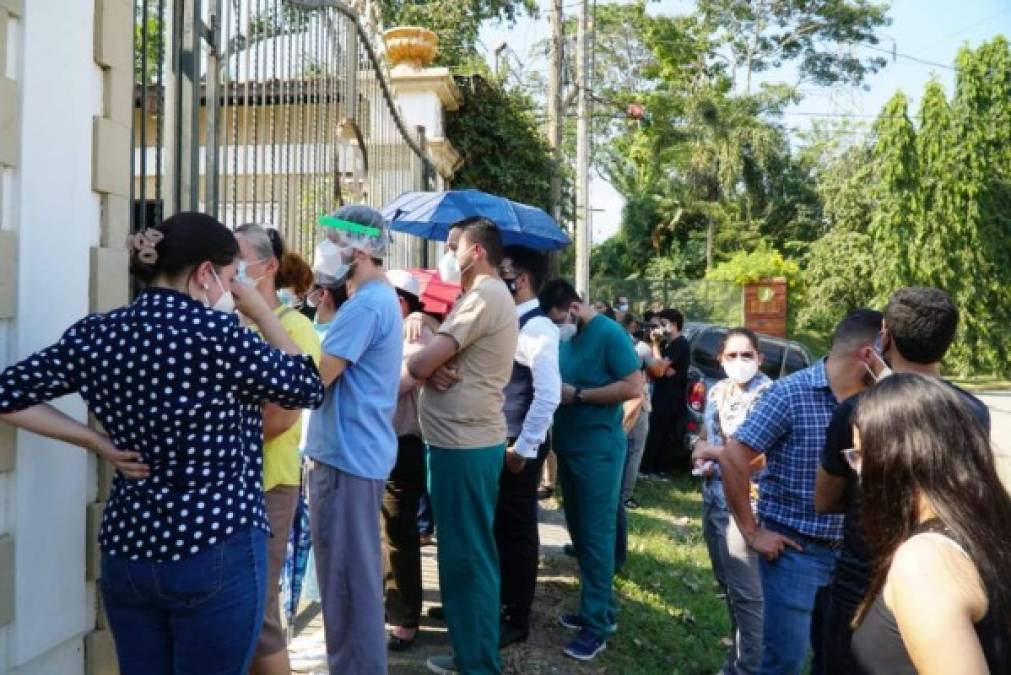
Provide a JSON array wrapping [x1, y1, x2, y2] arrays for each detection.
[[478, 0, 1011, 241]]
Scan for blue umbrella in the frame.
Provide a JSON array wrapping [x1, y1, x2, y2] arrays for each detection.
[[382, 189, 571, 251]]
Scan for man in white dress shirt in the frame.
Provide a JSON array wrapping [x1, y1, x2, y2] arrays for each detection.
[[495, 245, 562, 648]]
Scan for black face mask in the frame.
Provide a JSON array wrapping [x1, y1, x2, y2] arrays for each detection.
[[503, 276, 518, 296]]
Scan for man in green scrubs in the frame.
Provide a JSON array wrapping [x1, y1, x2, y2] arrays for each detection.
[[408, 218, 519, 675], [538, 280, 644, 662]]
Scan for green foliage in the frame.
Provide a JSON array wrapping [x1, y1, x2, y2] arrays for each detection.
[[444, 76, 556, 214], [867, 92, 919, 302], [697, 0, 890, 91], [928, 37, 1011, 375], [797, 229, 875, 334], [705, 244, 800, 287], [134, 7, 163, 86], [794, 38, 1011, 375]]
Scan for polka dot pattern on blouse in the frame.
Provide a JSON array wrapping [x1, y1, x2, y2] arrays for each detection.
[[0, 288, 324, 562]]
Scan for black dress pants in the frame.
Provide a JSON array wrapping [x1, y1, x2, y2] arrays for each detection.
[[494, 439, 551, 629]]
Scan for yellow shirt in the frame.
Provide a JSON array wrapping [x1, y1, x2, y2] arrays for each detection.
[[262, 305, 322, 491]]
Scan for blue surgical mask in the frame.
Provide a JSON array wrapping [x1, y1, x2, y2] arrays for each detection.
[[277, 289, 295, 306], [236, 259, 266, 287]]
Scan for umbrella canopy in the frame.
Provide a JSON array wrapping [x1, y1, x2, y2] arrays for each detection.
[[383, 189, 571, 251], [409, 268, 462, 316]]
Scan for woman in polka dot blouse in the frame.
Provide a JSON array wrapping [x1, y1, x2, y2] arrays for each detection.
[[0, 212, 324, 674]]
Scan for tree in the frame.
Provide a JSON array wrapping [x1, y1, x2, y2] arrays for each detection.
[[867, 92, 918, 303], [912, 80, 954, 286], [798, 229, 875, 334], [934, 37, 1011, 374], [697, 0, 890, 93], [445, 76, 557, 215]]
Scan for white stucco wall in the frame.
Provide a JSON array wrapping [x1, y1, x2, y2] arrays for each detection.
[[396, 90, 444, 138], [2, 1, 103, 671]]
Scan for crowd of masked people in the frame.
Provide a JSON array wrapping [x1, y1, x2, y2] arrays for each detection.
[[0, 206, 1008, 675]]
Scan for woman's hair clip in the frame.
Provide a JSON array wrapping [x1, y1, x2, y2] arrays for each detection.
[[126, 228, 164, 265]]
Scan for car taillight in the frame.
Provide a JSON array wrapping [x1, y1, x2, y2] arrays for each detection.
[[688, 381, 706, 412]]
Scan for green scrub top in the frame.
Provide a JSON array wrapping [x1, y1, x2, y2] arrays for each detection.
[[554, 314, 641, 451]]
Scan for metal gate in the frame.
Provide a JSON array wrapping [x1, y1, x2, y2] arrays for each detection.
[[133, 0, 434, 267]]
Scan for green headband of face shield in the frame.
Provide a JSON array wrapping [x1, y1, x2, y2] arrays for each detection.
[[318, 214, 382, 238]]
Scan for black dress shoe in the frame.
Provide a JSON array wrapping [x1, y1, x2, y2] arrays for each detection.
[[537, 486, 555, 500], [427, 605, 445, 621], [388, 632, 417, 651], [563, 543, 577, 557], [499, 622, 529, 649]]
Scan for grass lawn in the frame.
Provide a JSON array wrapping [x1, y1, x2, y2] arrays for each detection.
[[608, 476, 727, 674], [525, 474, 728, 674], [949, 376, 1011, 392]]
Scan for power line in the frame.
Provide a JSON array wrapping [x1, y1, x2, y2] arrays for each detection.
[[857, 43, 958, 71]]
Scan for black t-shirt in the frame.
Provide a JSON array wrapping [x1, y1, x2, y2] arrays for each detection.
[[821, 379, 992, 600], [652, 334, 691, 401]]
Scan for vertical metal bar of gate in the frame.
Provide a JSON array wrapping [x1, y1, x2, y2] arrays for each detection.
[[139, 0, 435, 265], [205, 0, 223, 218], [173, 0, 204, 212]]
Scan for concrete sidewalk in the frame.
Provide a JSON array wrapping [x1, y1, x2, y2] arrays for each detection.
[[288, 500, 572, 674]]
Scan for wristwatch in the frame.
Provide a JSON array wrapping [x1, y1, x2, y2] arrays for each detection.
[[574, 387, 584, 404]]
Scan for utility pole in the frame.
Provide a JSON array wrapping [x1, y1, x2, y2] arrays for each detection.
[[547, 0, 564, 226], [545, 0, 564, 280], [574, 0, 591, 299]]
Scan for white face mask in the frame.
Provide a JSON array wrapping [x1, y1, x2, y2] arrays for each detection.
[[206, 268, 235, 314], [556, 309, 579, 342], [558, 323, 577, 342], [314, 240, 356, 284], [236, 259, 266, 287], [618, 303, 629, 313], [864, 350, 893, 383], [306, 289, 323, 309], [723, 357, 759, 385], [439, 250, 462, 282]]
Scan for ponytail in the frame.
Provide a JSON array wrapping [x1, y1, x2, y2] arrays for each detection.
[[276, 252, 314, 296]]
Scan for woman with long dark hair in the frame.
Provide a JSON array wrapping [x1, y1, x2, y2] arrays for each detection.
[[851, 373, 1011, 674], [0, 212, 324, 674]]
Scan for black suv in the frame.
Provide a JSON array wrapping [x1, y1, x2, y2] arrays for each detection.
[[679, 322, 814, 454]]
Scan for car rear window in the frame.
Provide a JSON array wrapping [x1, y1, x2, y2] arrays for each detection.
[[759, 340, 785, 379], [691, 327, 727, 380], [784, 346, 810, 375]]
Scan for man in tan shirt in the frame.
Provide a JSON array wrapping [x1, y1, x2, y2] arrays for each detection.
[[408, 217, 518, 675]]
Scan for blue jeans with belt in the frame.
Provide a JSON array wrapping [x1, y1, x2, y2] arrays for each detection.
[[758, 521, 839, 675], [101, 526, 268, 675]]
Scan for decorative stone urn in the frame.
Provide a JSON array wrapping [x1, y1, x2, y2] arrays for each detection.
[[383, 26, 438, 71]]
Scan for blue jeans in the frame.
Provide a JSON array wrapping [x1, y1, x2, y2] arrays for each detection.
[[703, 478, 764, 674], [758, 522, 839, 675], [101, 527, 268, 675]]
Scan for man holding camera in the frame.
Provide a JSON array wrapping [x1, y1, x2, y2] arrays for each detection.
[[639, 309, 690, 478]]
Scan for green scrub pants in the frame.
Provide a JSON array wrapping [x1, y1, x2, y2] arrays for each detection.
[[427, 444, 505, 675], [557, 437, 625, 640]]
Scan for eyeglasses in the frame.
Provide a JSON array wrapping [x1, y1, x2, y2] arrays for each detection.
[[724, 352, 756, 361], [842, 448, 862, 474]]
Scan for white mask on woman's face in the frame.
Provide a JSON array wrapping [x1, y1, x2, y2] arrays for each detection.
[[205, 268, 236, 314], [723, 357, 759, 385]]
